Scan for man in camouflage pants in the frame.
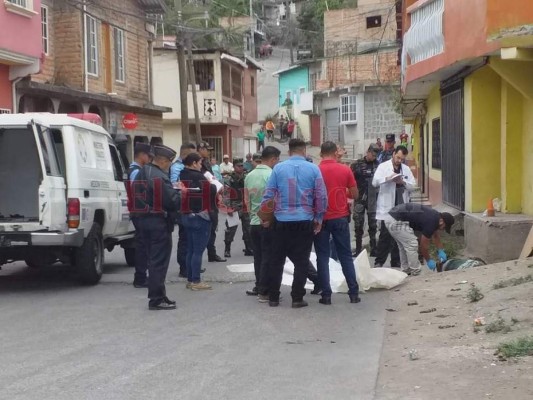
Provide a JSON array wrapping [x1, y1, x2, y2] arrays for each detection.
[[351, 144, 380, 257], [223, 157, 254, 258]]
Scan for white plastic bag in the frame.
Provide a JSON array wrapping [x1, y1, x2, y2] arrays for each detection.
[[354, 250, 408, 292]]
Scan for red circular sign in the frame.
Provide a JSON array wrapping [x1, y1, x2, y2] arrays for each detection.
[[122, 113, 138, 130]]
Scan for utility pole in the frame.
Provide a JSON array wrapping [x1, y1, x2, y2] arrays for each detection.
[[249, 0, 255, 58], [187, 37, 202, 143], [287, 2, 294, 64], [175, 0, 190, 143]]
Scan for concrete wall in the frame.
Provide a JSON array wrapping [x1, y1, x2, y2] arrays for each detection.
[[464, 214, 533, 263], [363, 87, 403, 142], [153, 50, 182, 121]]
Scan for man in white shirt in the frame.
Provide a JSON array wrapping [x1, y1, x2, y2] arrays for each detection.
[[372, 146, 417, 268], [220, 154, 234, 177]]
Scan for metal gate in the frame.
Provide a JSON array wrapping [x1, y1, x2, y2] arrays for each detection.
[[205, 137, 223, 163], [441, 81, 465, 210], [324, 108, 340, 142]]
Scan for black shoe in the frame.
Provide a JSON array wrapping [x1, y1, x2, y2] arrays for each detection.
[[224, 250, 231, 258], [162, 296, 176, 305], [246, 287, 258, 296], [310, 285, 321, 295], [269, 301, 279, 307], [178, 272, 187, 278], [208, 255, 226, 262], [352, 248, 362, 257], [200, 268, 206, 273], [319, 297, 332, 305], [349, 295, 361, 304], [243, 249, 254, 256], [292, 300, 308, 308], [133, 281, 148, 288], [149, 302, 176, 310]]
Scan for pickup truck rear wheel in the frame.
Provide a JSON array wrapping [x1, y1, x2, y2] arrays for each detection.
[[74, 223, 104, 285], [124, 247, 135, 267]]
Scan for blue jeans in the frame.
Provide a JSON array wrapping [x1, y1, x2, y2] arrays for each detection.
[[181, 214, 212, 283], [314, 217, 359, 296]]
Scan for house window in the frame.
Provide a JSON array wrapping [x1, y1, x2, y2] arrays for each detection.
[[309, 72, 320, 91], [41, 5, 49, 55], [8, 0, 28, 6], [85, 15, 98, 76], [231, 68, 242, 101], [114, 28, 125, 82], [251, 76, 255, 97], [432, 118, 442, 169], [5, 0, 36, 17], [366, 15, 382, 29], [340, 95, 357, 123], [193, 60, 215, 91], [221, 61, 231, 98]]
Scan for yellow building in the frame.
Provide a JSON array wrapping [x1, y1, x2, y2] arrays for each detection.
[[401, 0, 533, 262]]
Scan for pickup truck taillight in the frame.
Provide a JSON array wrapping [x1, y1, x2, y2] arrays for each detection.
[[67, 198, 80, 228]]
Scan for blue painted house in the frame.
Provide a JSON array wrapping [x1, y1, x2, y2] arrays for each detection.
[[274, 62, 321, 142]]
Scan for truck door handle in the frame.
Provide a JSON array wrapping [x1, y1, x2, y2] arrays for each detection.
[[84, 190, 90, 198]]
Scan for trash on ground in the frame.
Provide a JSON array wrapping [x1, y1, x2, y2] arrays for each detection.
[[420, 308, 437, 314]]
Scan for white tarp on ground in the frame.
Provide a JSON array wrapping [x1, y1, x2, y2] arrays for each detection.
[[226, 250, 407, 293]]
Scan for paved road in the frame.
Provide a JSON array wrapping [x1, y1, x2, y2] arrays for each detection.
[[0, 223, 389, 400], [256, 47, 290, 120]]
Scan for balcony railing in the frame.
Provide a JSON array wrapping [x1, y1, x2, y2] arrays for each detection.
[[404, 0, 444, 65]]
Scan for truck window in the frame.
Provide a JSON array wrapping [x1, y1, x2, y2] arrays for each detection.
[[51, 129, 66, 178], [109, 145, 124, 182], [37, 125, 62, 177]]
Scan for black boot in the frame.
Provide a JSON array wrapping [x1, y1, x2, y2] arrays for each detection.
[[224, 242, 231, 258], [243, 248, 254, 256]]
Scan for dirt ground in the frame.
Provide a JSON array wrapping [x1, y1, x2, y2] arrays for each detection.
[[374, 257, 533, 400]]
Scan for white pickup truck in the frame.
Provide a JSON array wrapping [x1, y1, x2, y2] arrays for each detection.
[[0, 113, 136, 284]]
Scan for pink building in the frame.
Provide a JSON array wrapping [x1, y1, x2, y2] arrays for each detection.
[[0, 0, 43, 112]]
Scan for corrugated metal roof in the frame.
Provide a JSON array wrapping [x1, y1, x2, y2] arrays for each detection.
[[137, 0, 167, 13]]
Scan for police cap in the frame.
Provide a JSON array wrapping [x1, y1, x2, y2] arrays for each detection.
[[233, 157, 244, 165], [153, 145, 176, 161], [197, 141, 214, 151], [385, 134, 396, 142], [134, 142, 153, 156]]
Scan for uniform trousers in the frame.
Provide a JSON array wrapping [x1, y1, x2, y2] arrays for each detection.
[[224, 211, 253, 250], [137, 217, 172, 306], [131, 217, 149, 285]]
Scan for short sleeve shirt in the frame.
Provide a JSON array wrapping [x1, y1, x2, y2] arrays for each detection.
[[319, 159, 357, 220], [389, 203, 440, 238]]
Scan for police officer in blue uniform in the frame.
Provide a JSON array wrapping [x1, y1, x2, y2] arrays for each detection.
[[127, 142, 153, 288], [132, 145, 182, 310]]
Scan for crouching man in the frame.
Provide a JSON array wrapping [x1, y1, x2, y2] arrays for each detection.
[[384, 203, 454, 275]]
